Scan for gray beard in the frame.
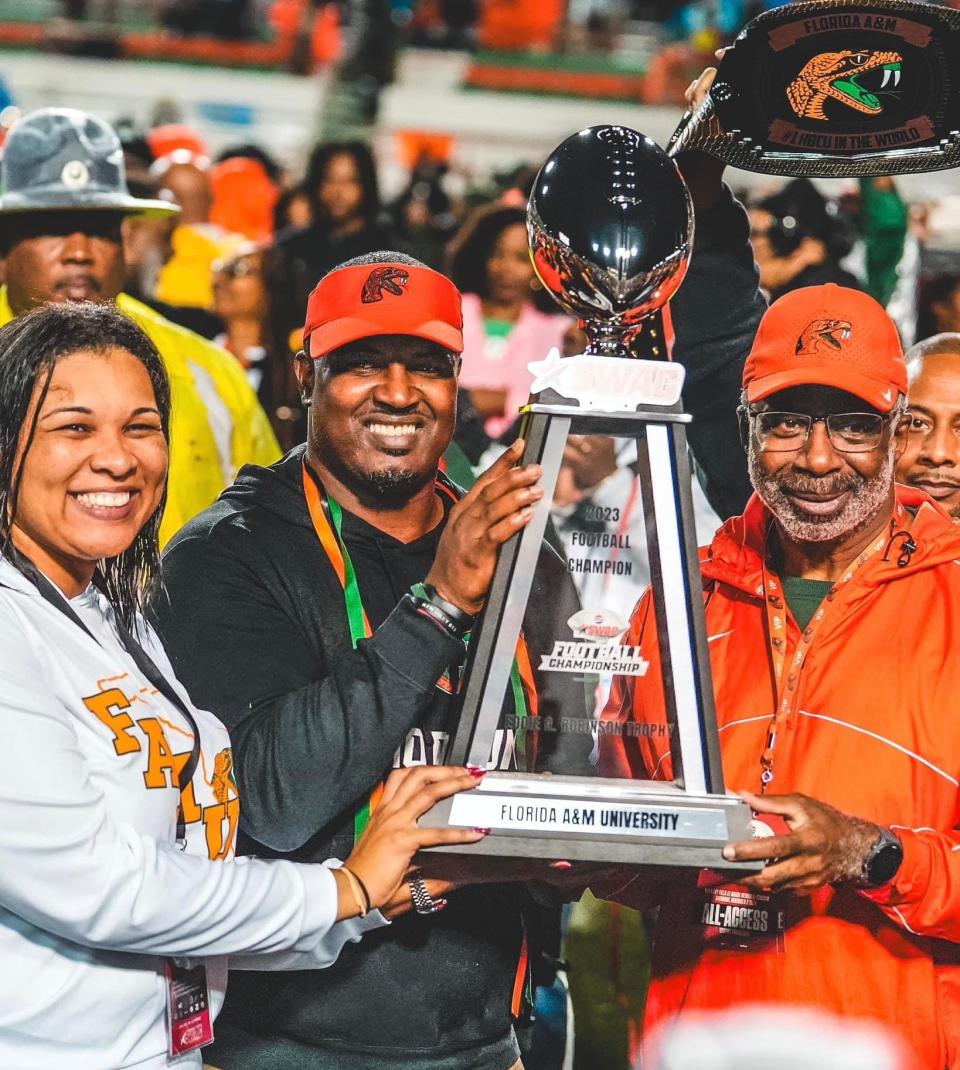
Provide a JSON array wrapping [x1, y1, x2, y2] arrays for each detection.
[[748, 440, 895, 544]]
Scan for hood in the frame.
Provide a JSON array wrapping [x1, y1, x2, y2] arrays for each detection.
[[220, 444, 314, 531], [701, 484, 960, 598]]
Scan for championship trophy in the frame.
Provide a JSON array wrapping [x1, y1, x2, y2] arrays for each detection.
[[668, 0, 960, 176], [420, 125, 757, 870]]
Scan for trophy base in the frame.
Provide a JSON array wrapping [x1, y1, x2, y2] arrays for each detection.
[[419, 772, 762, 871]]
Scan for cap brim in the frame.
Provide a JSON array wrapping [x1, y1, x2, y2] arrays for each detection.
[[310, 316, 464, 358], [746, 367, 900, 412], [0, 191, 180, 219]]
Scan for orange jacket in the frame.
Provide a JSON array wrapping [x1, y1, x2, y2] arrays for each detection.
[[600, 486, 960, 1068]]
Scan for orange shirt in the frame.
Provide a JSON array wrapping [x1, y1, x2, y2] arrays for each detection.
[[600, 487, 960, 1068]]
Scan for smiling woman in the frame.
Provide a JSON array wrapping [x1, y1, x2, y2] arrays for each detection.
[[0, 301, 484, 1069], [0, 301, 171, 627]]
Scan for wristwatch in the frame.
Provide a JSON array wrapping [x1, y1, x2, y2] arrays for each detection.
[[858, 828, 904, 887], [408, 875, 447, 915]]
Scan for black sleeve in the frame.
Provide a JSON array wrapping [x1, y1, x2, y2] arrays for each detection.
[[670, 186, 767, 519], [154, 531, 464, 852]]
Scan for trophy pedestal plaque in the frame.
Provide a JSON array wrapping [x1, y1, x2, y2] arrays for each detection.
[[419, 126, 761, 873]]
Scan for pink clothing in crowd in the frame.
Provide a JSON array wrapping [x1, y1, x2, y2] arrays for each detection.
[[457, 292, 570, 438]]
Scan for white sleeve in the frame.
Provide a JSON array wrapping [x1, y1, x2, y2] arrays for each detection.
[[0, 616, 339, 959], [232, 859, 391, 971]]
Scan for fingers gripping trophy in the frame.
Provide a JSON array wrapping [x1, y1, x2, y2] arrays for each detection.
[[419, 126, 759, 871]]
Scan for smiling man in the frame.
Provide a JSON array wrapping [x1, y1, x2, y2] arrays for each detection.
[[896, 333, 960, 518], [154, 251, 593, 1070], [599, 283, 960, 1068]]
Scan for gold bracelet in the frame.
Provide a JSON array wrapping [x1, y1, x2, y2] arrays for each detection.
[[339, 865, 368, 918]]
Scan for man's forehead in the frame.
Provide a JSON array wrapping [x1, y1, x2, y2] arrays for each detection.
[[909, 349, 960, 396], [758, 384, 881, 414], [325, 335, 456, 364], [7, 209, 125, 242]]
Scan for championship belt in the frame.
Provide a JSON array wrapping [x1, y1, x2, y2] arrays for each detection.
[[668, 0, 960, 176]]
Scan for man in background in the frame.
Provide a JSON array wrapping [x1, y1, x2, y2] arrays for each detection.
[[896, 332, 960, 518], [0, 107, 279, 543]]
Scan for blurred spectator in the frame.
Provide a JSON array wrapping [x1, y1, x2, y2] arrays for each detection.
[[152, 151, 214, 225], [303, 140, 400, 262], [915, 274, 960, 339], [147, 124, 210, 165], [749, 178, 860, 300], [215, 142, 283, 185], [274, 184, 315, 231], [209, 157, 280, 241], [152, 149, 232, 312], [897, 333, 960, 519], [269, 140, 404, 358], [447, 203, 569, 438], [857, 177, 908, 308], [211, 242, 304, 449], [390, 155, 461, 269]]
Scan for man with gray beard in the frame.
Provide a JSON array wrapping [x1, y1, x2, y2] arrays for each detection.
[[597, 283, 960, 1068]]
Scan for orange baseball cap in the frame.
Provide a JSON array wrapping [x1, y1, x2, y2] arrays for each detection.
[[743, 283, 906, 412], [304, 261, 464, 358]]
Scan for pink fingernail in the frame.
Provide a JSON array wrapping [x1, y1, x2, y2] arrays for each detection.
[[551, 860, 572, 870], [467, 766, 486, 778], [475, 827, 491, 835]]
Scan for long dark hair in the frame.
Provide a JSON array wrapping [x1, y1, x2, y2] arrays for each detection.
[[446, 203, 558, 314], [304, 140, 381, 228], [0, 302, 171, 629]]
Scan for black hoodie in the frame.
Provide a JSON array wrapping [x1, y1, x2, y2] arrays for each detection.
[[154, 446, 592, 1070]]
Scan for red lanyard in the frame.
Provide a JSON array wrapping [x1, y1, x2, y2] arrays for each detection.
[[757, 504, 904, 792]]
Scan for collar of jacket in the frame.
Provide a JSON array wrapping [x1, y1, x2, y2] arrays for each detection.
[[700, 484, 960, 598]]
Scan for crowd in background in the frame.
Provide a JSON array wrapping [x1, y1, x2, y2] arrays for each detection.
[[0, 108, 924, 623]]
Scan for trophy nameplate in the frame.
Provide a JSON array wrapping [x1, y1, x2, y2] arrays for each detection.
[[420, 126, 759, 872], [668, 0, 960, 176]]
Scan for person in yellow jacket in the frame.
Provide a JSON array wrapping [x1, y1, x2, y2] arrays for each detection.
[[0, 108, 280, 544]]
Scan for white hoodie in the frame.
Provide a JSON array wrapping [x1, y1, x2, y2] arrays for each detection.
[[0, 556, 385, 1069]]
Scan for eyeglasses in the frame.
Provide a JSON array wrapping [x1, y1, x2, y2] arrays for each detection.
[[750, 410, 892, 453], [213, 256, 260, 279]]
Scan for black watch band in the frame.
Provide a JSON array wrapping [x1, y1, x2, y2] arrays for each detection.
[[409, 582, 475, 639], [858, 827, 904, 888]]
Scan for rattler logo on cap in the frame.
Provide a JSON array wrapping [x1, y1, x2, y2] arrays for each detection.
[[361, 266, 409, 304], [795, 318, 852, 356]]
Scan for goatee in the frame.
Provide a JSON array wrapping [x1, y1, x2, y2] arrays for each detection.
[[312, 435, 434, 511], [748, 440, 895, 544]]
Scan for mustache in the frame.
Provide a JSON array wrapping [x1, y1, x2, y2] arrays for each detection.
[[770, 472, 865, 496], [54, 274, 101, 293]]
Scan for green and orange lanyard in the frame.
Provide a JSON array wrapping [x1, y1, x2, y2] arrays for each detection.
[[302, 461, 539, 834], [757, 501, 907, 793], [303, 461, 538, 1016]]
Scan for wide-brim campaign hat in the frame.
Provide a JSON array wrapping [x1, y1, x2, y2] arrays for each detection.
[[0, 107, 179, 218]]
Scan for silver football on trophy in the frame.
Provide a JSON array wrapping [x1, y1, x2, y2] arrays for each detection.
[[528, 125, 693, 358]]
